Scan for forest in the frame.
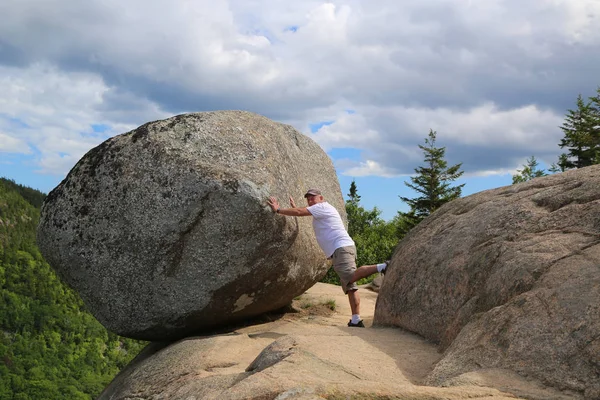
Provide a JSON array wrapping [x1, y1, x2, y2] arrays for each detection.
[[0, 178, 147, 400]]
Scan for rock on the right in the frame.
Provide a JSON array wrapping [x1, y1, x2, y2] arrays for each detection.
[[375, 165, 600, 399]]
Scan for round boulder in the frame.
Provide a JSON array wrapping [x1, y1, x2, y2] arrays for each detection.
[[37, 111, 344, 341]]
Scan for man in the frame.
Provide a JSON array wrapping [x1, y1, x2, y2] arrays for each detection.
[[267, 188, 388, 327]]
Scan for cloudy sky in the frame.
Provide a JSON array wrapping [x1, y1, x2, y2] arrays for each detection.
[[1, 0, 599, 220]]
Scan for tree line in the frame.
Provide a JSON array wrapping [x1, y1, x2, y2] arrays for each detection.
[[0, 178, 147, 399]]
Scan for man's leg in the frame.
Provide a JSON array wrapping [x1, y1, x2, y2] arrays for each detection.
[[348, 289, 360, 315], [331, 246, 363, 327], [349, 261, 389, 284], [349, 264, 378, 284], [346, 289, 364, 327]]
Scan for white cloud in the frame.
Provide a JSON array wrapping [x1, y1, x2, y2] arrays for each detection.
[[311, 102, 565, 176], [338, 159, 399, 177], [0, 63, 169, 175], [397, 103, 564, 149], [464, 168, 517, 178], [560, 0, 600, 43], [309, 111, 381, 150], [0, 132, 31, 153], [0, 0, 598, 181]]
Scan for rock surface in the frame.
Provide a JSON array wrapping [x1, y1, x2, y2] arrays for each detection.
[[99, 284, 528, 400], [375, 165, 600, 399], [99, 283, 555, 400], [37, 111, 344, 341]]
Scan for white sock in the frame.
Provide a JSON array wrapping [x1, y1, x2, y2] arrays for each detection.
[[351, 314, 361, 324], [376, 263, 387, 272]]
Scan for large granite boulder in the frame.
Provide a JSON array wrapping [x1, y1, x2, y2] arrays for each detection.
[[375, 165, 600, 399], [37, 111, 345, 341]]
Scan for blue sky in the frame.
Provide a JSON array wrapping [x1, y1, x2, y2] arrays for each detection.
[[1, 0, 599, 220]]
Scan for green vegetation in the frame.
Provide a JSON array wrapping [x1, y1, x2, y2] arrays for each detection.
[[0, 178, 47, 209], [512, 156, 547, 184], [296, 297, 337, 312], [0, 177, 146, 399], [557, 88, 600, 170], [399, 129, 464, 231], [323, 298, 336, 311], [517, 85, 600, 181]]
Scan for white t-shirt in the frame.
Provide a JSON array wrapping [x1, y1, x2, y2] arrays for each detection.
[[306, 202, 355, 258]]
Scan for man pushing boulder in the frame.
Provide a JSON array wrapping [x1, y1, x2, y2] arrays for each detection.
[[268, 189, 388, 327]]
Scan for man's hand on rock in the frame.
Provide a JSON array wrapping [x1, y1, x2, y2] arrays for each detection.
[[289, 196, 297, 208], [267, 196, 280, 213]]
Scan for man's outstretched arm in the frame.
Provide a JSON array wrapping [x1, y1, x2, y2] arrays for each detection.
[[268, 196, 312, 217]]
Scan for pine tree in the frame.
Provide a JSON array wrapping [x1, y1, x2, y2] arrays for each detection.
[[345, 180, 378, 238], [549, 154, 569, 173], [590, 86, 600, 163], [557, 91, 600, 170], [399, 130, 464, 230], [512, 156, 547, 184], [346, 179, 361, 206]]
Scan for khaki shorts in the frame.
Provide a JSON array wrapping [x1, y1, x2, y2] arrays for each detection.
[[331, 246, 358, 294]]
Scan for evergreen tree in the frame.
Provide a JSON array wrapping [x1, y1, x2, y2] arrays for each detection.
[[512, 156, 547, 184], [399, 130, 464, 231], [549, 154, 569, 173], [344, 180, 377, 238], [557, 90, 600, 170], [590, 86, 600, 164], [346, 180, 361, 205]]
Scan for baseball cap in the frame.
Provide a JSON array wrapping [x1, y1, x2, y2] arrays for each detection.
[[304, 188, 322, 198]]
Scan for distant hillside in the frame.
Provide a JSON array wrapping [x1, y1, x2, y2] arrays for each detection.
[[0, 177, 46, 208], [0, 178, 146, 400]]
